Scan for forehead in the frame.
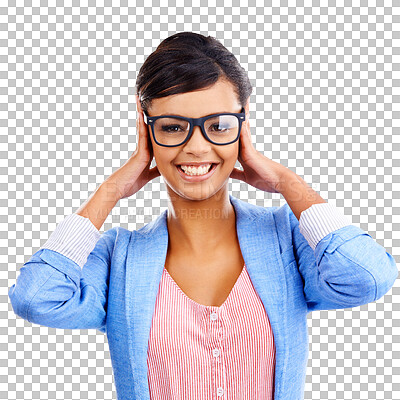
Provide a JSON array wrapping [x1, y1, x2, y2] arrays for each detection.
[[148, 79, 241, 118]]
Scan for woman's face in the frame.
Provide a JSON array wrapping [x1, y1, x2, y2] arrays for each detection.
[[142, 79, 249, 202]]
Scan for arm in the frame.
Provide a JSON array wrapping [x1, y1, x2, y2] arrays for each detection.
[[8, 218, 118, 333], [276, 167, 327, 221], [286, 203, 398, 312], [8, 107, 159, 331], [277, 167, 398, 310], [230, 112, 398, 310]]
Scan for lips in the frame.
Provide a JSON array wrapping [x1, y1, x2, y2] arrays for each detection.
[[176, 162, 219, 167], [176, 162, 219, 182]]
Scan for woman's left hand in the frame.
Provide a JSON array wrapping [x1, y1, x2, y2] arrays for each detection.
[[229, 116, 290, 194]]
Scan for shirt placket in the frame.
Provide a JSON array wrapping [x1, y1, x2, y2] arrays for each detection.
[[209, 306, 226, 399]]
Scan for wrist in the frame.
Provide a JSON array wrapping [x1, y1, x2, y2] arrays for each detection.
[[75, 183, 120, 231], [99, 179, 124, 203], [277, 168, 325, 204], [274, 166, 297, 194], [277, 169, 312, 200]]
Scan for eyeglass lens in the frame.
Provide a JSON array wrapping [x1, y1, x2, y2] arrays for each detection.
[[152, 115, 239, 146]]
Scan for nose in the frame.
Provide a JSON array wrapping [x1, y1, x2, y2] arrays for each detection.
[[182, 125, 212, 151]]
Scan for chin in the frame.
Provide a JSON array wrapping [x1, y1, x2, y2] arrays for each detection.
[[173, 182, 230, 202], [176, 188, 218, 201]]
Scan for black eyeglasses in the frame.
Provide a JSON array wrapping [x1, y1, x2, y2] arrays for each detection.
[[143, 108, 246, 147]]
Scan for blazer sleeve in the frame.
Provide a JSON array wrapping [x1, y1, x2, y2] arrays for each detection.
[[8, 227, 118, 334], [288, 206, 399, 312]]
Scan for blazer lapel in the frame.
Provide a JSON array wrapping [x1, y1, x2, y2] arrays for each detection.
[[125, 212, 169, 399], [230, 195, 288, 399], [125, 195, 288, 400]]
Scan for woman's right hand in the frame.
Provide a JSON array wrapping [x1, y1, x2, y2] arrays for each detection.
[[76, 96, 160, 230], [104, 98, 160, 201]]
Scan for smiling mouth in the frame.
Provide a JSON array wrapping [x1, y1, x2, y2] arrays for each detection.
[[176, 163, 219, 179], [178, 163, 214, 176]]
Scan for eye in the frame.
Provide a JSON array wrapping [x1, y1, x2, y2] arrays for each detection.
[[161, 124, 185, 132], [210, 123, 230, 132]]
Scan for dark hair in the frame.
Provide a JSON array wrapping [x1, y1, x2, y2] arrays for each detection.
[[135, 32, 253, 114]]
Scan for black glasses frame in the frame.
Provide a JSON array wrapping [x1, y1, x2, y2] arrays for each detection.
[[143, 107, 246, 147]]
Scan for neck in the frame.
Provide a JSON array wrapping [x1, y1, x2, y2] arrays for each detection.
[[166, 189, 236, 256]]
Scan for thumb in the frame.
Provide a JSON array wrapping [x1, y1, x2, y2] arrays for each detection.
[[148, 165, 161, 180], [230, 167, 245, 181]]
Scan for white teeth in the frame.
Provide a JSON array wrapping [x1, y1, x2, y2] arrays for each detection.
[[180, 164, 212, 176]]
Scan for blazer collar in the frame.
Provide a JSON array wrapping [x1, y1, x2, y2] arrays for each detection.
[[125, 194, 288, 399]]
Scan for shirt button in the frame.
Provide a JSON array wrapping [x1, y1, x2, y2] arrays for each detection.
[[210, 312, 218, 321], [212, 348, 220, 357], [217, 387, 224, 396]]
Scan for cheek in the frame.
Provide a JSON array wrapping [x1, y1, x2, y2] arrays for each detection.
[[152, 150, 177, 176], [229, 144, 240, 162], [219, 149, 239, 170]]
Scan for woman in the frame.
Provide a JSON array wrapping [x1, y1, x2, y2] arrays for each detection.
[[9, 32, 398, 400]]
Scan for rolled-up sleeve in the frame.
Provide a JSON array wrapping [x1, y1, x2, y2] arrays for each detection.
[[298, 202, 352, 251], [40, 214, 102, 269], [288, 203, 398, 312], [8, 216, 117, 333]]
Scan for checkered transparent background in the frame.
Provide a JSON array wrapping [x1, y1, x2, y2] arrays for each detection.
[[2, 1, 399, 399]]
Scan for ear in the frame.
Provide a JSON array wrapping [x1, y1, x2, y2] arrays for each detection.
[[135, 94, 143, 114]]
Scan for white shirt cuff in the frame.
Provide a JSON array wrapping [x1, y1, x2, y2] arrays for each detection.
[[299, 203, 352, 251], [40, 214, 102, 268]]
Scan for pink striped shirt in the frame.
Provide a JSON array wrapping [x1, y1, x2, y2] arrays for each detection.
[[147, 264, 276, 399]]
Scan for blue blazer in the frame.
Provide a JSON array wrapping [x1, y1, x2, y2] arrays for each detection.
[[9, 194, 398, 400]]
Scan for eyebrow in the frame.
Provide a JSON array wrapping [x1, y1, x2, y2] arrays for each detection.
[[156, 111, 234, 118]]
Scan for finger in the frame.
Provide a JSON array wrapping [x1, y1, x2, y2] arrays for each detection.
[[136, 112, 142, 139], [240, 120, 251, 145], [238, 120, 257, 161], [136, 96, 149, 134], [149, 165, 161, 180], [229, 167, 245, 181], [138, 110, 145, 133], [137, 110, 149, 147], [134, 115, 140, 152], [237, 125, 248, 157], [237, 128, 249, 161], [143, 113, 155, 158]]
